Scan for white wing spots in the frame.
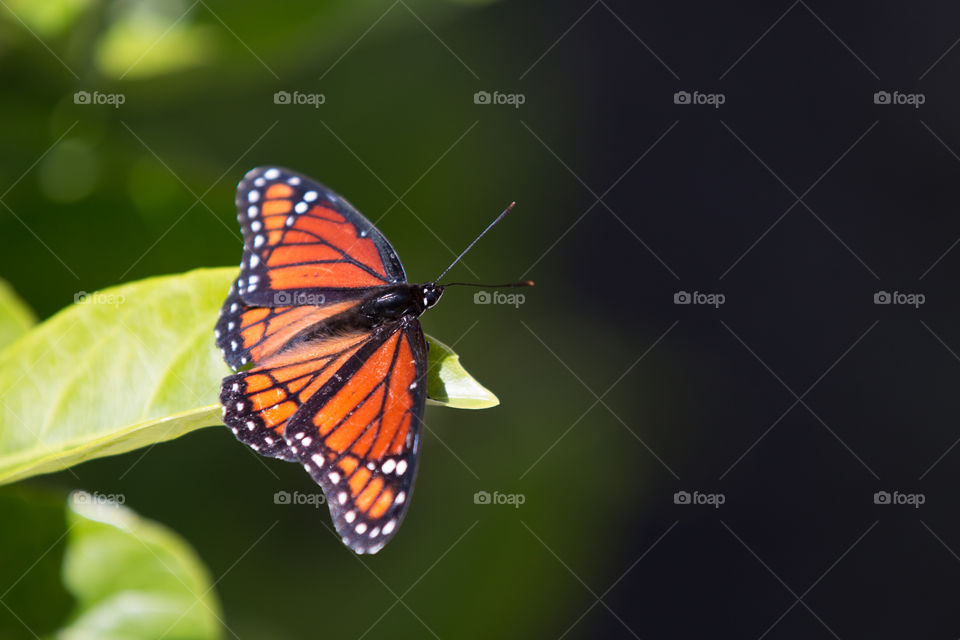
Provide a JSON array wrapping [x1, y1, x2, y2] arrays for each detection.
[[249, 254, 260, 268], [288, 176, 301, 186], [246, 420, 256, 431], [254, 234, 265, 248], [265, 436, 274, 445], [304, 190, 318, 202], [230, 340, 238, 351], [214, 329, 221, 339], [221, 405, 227, 417], [409, 381, 417, 390], [395, 491, 406, 504], [382, 519, 396, 535], [250, 443, 260, 451], [248, 190, 260, 203], [230, 302, 239, 312], [248, 275, 259, 285], [227, 321, 235, 330], [285, 215, 295, 226], [253, 177, 266, 187], [247, 205, 258, 218], [344, 510, 356, 523], [301, 436, 312, 447], [230, 427, 238, 434], [294, 431, 305, 440], [248, 284, 257, 292], [382, 459, 396, 474], [264, 168, 280, 179], [369, 527, 380, 538], [235, 402, 244, 411], [311, 453, 324, 468], [367, 461, 376, 471], [251, 220, 262, 232], [359, 230, 368, 238], [328, 472, 340, 484], [338, 492, 347, 505], [396, 460, 408, 476], [240, 356, 248, 365], [294, 201, 308, 214], [232, 383, 239, 391], [355, 523, 367, 535]]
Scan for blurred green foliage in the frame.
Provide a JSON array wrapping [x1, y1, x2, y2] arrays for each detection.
[[0, 487, 221, 640], [0, 0, 661, 638]]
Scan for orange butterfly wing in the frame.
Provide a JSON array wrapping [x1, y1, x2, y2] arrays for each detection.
[[285, 322, 427, 554]]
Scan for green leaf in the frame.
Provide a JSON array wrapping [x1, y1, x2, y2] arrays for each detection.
[[57, 491, 222, 640], [0, 278, 37, 352], [426, 336, 499, 409], [0, 487, 222, 640], [0, 267, 497, 486]]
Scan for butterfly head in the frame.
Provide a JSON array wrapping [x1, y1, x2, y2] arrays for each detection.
[[418, 283, 444, 311]]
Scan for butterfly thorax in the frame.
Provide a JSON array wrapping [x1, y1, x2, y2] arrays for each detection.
[[358, 283, 444, 326], [280, 283, 443, 350]]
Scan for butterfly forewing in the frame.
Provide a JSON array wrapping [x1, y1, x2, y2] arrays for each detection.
[[234, 166, 405, 307], [285, 322, 427, 554]]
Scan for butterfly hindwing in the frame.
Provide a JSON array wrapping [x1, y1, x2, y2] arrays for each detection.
[[285, 321, 428, 554], [234, 166, 406, 307], [220, 324, 372, 461]]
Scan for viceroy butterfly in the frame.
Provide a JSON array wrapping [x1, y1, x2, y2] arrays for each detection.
[[215, 166, 530, 554]]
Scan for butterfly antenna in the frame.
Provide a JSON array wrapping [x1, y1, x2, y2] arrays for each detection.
[[435, 202, 517, 283]]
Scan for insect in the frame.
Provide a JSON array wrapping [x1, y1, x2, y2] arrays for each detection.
[[215, 166, 530, 554]]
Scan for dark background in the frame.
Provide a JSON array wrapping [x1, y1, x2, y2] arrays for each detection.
[[2, 0, 960, 637]]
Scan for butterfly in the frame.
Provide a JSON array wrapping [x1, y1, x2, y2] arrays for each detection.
[[215, 166, 528, 554]]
